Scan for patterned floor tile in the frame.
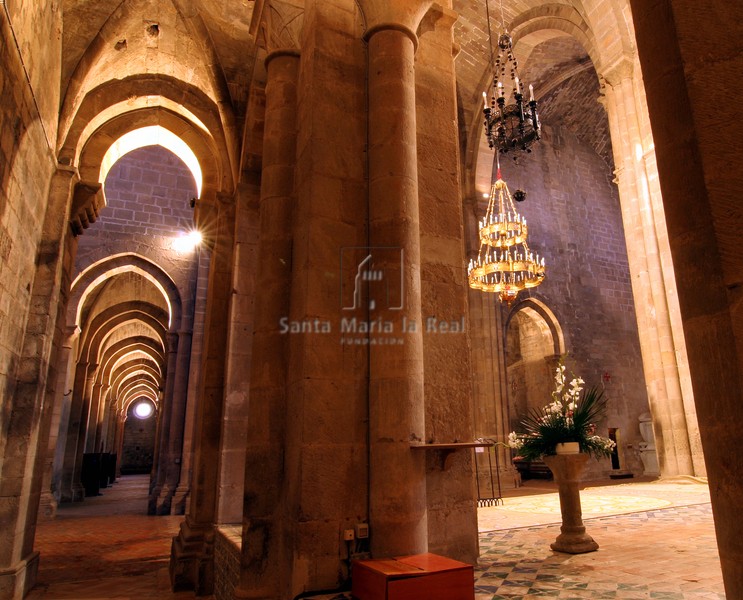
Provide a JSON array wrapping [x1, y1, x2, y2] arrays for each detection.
[[29, 476, 726, 600]]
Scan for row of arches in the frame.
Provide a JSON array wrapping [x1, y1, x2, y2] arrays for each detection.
[[42, 0, 239, 518]]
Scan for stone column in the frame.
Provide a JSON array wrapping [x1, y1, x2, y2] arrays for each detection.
[[415, 5, 478, 564], [602, 60, 699, 476], [0, 165, 79, 599], [216, 182, 259, 525], [84, 381, 105, 453], [628, 0, 743, 594], [157, 327, 194, 515], [468, 283, 517, 481], [39, 325, 79, 519], [234, 50, 298, 600], [72, 367, 99, 494], [113, 408, 126, 478], [463, 168, 515, 471], [366, 21, 427, 558], [542, 454, 598, 554], [150, 331, 180, 514], [171, 249, 211, 515], [96, 384, 112, 452], [170, 194, 235, 595], [58, 361, 92, 502]]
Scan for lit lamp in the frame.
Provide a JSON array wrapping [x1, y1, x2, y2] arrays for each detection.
[[172, 229, 202, 253], [468, 168, 545, 305]]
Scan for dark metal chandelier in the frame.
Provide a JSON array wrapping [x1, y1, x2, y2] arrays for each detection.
[[482, 0, 541, 154]]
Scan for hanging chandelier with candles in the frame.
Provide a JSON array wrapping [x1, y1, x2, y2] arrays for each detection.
[[482, 0, 541, 154], [468, 166, 545, 305]]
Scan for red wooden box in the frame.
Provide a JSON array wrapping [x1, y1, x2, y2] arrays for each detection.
[[352, 552, 474, 600]]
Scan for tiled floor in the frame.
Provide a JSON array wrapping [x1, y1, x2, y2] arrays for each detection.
[[28, 475, 725, 600], [475, 504, 724, 599], [28, 476, 202, 600]]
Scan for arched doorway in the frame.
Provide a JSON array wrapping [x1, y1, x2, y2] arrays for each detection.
[[505, 301, 563, 434]]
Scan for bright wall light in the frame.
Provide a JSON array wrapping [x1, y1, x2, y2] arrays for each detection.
[[133, 400, 154, 419], [99, 125, 203, 197], [172, 229, 203, 253]]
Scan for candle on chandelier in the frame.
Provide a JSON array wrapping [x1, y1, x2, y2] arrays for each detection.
[[529, 84, 535, 101]]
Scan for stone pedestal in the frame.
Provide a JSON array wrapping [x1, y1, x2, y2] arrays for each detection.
[[542, 454, 598, 554]]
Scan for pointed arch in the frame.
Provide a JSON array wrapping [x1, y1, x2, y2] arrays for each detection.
[[506, 297, 566, 357], [70, 253, 181, 332]]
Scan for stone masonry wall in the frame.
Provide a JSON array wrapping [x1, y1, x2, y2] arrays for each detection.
[[120, 402, 157, 474], [75, 145, 199, 301], [500, 122, 649, 477], [4, 1, 62, 144], [0, 10, 58, 473]]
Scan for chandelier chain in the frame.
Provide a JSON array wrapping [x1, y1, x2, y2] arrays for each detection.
[[485, 0, 495, 74]]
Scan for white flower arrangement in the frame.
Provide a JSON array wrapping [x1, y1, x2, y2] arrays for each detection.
[[507, 362, 616, 461]]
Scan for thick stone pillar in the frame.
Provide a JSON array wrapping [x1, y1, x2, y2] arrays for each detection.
[[366, 21, 427, 558], [0, 165, 79, 599], [464, 195, 518, 488], [72, 367, 98, 493], [150, 332, 180, 514], [415, 5, 478, 564], [157, 327, 194, 515], [84, 382, 105, 453], [628, 0, 743, 594], [170, 194, 235, 595], [171, 249, 211, 515], [112, 407, 125, 477], [0, 167, 77, 599], [216, 182, 259, 525], [95, 384, 112, 452], [58, 361, 91, 502], [38, 325, 78, 520], [603, 60, 700, 476], [235, 50, 298, 600]]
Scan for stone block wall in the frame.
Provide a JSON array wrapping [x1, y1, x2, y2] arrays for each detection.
[[0, 10, 58, 473], [501, 122, 649, 477], [213, 526, 241, 600], [4, 1, 62, 143], [120, 402, 157, 474], [75, 144, 199, 297]]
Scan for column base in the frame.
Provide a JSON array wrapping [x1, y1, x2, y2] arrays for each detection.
[[148, 484, 162, 515], [170, 518, 214, 595], [37, 491, 58, 520], [156, 485, 176, 515], [170, 486, 190, 515], [0, 551, 40, 600], [550, 527, 599, 554], [71, 482, 85, 502]]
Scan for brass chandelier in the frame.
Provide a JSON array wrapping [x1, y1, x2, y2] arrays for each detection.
[[467, 166, 545, 305]]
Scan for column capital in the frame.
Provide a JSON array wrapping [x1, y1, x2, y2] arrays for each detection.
[[365, 22, 418, 49], [265, 48, 300, 69], [418, 3, 458, 36], [359, 0, 435, 47], [257, 0, 304, 58], [601, 55, 634, 87]]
